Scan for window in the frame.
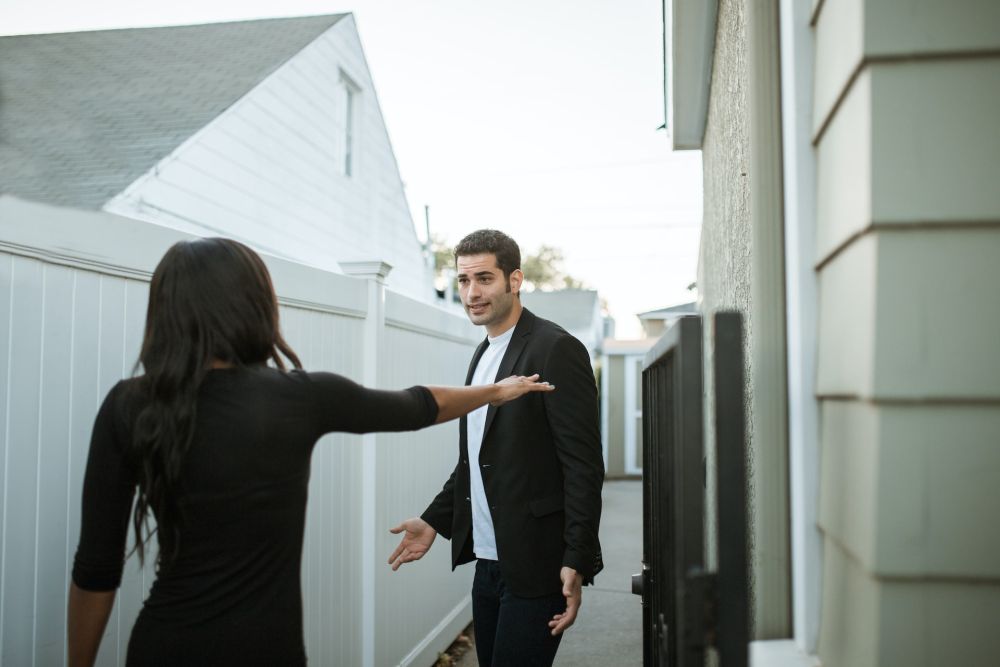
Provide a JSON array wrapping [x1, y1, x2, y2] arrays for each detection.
[[339, 71, 360, 177], [344, 85, 354, 176]]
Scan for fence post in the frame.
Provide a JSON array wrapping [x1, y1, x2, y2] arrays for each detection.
[[341, 260, 393, 667]]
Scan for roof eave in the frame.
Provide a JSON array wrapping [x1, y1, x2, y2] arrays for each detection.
[[663, 0, 718, 151]]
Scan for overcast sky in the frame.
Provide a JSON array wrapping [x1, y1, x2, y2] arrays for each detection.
[[3, 0, 703, 338]]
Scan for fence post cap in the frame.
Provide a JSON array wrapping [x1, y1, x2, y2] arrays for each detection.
[[341, 260, 393, 283]]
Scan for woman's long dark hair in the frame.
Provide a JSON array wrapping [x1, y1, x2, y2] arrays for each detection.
[[131, 238, 301, 567]]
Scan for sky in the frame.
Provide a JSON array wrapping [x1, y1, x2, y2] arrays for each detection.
[[2, 0, 703, 338]]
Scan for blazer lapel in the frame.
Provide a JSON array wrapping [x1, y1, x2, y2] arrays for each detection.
[[466, 338, 490, 385], [482, 308, 536, 438]]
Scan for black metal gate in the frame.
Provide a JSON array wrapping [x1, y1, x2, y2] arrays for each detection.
[[632, 313, 749, 667]]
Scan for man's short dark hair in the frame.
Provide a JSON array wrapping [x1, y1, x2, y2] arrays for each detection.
[[454, 229, 521, 278]]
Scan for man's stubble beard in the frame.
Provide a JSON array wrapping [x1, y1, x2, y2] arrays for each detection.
[[467, 286, 515, 329]]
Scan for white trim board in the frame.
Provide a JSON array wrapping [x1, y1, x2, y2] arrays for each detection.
[[623, 354, 644, 475], [397, 596, 473, 667], [778, 0, 824, 652], [0, 195, 370, 320]]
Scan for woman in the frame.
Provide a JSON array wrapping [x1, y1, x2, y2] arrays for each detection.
[[67, 238, 553, 666]]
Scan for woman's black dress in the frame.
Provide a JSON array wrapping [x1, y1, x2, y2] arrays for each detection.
[[72, 366, 437, 666]]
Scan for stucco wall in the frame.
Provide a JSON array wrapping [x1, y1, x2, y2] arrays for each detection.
[[698, 0, 754, 607]]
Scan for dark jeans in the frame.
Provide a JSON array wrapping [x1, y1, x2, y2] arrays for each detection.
[[472, 559, 566, 667]]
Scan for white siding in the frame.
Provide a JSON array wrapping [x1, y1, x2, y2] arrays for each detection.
[[0, 196, 478, 666], [374, 292, 481, 667], [0, 258, 150, 666], [105, 15, 434, 305], [285, 305, 368, 667]]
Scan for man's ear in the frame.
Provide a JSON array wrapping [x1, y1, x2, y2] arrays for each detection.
[[509, 269, 524, 295]]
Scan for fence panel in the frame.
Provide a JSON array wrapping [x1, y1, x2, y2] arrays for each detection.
[[282, 304, 368, 667], [637, 316, 704, 667], [374, 293, 480, 667], [635, 313, 748, 666]]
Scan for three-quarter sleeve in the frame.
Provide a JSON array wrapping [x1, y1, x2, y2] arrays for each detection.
[[72, 381, 138, 591], [305, 372, 438, 435]]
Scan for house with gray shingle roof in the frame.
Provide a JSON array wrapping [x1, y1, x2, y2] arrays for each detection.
[[520, 288, 605, 360], [636, 300, 697, 338], [0, 14, 435, 301], [599, 300, 698, 477]]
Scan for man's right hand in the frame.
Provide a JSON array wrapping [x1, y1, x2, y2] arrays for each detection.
[[388, 517, 437, 571]]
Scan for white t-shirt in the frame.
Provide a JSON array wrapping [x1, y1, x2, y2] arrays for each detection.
[[466, 324, 515, 560]]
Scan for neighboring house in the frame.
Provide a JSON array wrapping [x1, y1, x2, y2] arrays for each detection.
[[636, 300, 697, 338], [664, 1, 1000, 666], [0, 15, 435, 302], [600, 338, 653, 478], [601, 300, 695, 477], [520, 288, 604, 361]]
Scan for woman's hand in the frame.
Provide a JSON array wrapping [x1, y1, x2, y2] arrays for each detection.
[[429, 376, 554, 423], [491, 374, 554, 406]]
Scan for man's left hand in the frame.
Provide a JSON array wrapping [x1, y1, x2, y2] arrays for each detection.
[[548, 566, 583, 636]]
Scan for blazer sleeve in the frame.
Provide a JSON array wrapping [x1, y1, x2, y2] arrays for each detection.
[[542, 334, 605, 580], [421, 463, 458, 540]]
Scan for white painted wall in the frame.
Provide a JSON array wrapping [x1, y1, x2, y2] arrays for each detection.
[[104, 15, 435, 305], [0, 196, 477, 666]]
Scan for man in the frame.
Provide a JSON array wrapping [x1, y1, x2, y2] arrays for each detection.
[[388, 230, 604, 667]]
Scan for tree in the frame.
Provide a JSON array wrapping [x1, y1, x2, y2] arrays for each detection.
[[430, 234, 455, 277], [430, 238, 585, 292], [521, 245, 586, 291]]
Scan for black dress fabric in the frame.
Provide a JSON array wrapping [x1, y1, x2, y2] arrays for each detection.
[[72, 366, 438, 666]]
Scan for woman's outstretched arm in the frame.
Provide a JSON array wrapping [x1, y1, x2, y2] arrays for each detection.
[[67, 582, 115, 667], [310, 372, 554, 434], [427, 374, 553, 423]]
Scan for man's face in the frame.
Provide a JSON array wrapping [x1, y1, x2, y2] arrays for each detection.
[[456, 253, 522, 328]]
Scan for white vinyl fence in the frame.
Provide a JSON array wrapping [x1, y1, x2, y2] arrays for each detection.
[[0, 196, 480, 667]]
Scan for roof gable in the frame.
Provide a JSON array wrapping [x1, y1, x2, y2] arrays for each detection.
[[0, 15, 346, 209]]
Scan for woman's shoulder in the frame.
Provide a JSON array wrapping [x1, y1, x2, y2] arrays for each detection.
[[109, 376, 144, 407], [234, 366, 360, 395], [282, 369, 357, 390]]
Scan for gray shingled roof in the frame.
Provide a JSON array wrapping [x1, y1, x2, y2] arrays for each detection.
[[637, 301, 697, 319], [0, 15, 346, 209], [522, 289, 601, 333]]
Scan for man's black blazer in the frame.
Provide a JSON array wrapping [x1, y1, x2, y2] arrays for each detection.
[[421, 308, 604, 598]]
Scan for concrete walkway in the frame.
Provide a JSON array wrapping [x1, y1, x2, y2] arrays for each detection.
[[456, 480, 643, 666]]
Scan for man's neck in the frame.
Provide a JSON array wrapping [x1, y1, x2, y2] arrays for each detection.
[[485, 302, 523, 338]]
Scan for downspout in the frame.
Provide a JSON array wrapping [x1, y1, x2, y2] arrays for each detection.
[[747, 0, 793, 640]]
